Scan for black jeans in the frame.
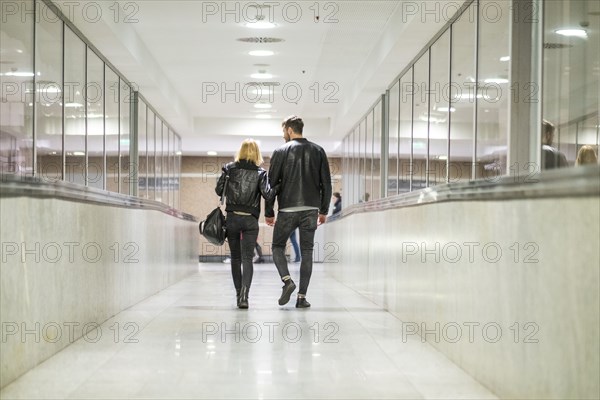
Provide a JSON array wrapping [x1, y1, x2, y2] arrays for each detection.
[[272, 210, 318, 295], [226, 213, 259, 292]]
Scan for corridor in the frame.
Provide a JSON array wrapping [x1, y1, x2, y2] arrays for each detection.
[[0, 264, 496, 399]]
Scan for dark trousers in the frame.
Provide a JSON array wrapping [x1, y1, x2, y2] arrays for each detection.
[[272, 210, 318, 295], [226, 213, 259, 292]]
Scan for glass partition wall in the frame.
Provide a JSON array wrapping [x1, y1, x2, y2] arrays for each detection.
[[1, 0, 182, 209], [342, 0, 599, 207]]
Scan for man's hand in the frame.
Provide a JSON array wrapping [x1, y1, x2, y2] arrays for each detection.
[[317, 214, 327, 226], [265, 217, 276, 226]]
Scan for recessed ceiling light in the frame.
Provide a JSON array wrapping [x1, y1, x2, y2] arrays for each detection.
[[555, 29, 587, 38], [207, 151, 217, 156], [65, 103, 83, 108], [4, 71, 34, 77], [484, 78, 509, 84], [438, 107, 456, 112], [249, 50, 274, 57], [500, 56, 510, 62], [254, 103, 272, 109], [251, 72, 273, 79]]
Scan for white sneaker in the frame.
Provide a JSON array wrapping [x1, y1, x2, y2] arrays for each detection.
[[222, 257, 231, 264]]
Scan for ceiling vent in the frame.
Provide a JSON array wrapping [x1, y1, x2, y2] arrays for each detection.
[[544, 43, 574, 50], [237, 37, 284, 43]]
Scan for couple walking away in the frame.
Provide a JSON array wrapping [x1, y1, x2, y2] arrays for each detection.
[[215, 116, 332, 309]]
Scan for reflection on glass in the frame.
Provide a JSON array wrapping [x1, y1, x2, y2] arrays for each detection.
[[156, 120, 163, 202], [399, 70, 412, 193], [120, 81, 131, 195], [35, 4, 62, 183], [476, 0, 510, 179], [373, 102, 382, 200], [366, 111, 374, 200], [388, 82, 400, 196], [543, 0, 599, 169], [450, 5, 476, 183], [429, 30, 450, 187], [64, 28, 85, 185], [147, 110, 156, 200], [105, 69, 119, 192], [413, 53, 429, 190], [138, 100, 147, 199], [358, 121, 366, 202], [87, 50, 104, 189], [0, 0, 34, 176]]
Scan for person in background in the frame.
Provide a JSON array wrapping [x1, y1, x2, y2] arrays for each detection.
[[290, 230, 301, 263], [541, 120, 568, 169], [575, 145, 598, 166], [266, 116, 332, 308], [331, 192, 342, 216], [216, 139, 277, 309]]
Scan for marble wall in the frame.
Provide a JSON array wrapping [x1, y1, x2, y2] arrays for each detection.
[[321, 197, 600, 399], [0, 197, 198, 388]]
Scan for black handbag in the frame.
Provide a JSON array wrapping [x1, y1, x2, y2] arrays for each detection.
[[199, 175, 229, 246]]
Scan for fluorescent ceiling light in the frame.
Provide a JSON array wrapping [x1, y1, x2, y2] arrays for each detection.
[[207, 151, 218, 156], [254, 103, 272, 109], [249, 50, 274, 57], [4, 71, 35, 77], [437, 107, 456, 113], [251, 72, 273, 79], [73, 151, 85, 156], [65, 102, 83, 108], [438, 155, 448, 161], [484, 78, 509, 84], [500, 56, 510, 62], [555, 29, 587, 38]]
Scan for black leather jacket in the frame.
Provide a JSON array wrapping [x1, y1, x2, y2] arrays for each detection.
[[215, 160, 277, 219], [265, 138, 332, 217]]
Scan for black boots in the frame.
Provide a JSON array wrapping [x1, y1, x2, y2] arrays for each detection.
[[238, 286, 249, 309], [296, 297, 311, 308], [278, 279, 296, 305]]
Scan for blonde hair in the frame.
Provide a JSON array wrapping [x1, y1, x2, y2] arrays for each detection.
[[235, 139, 263, 166], [576, 145, 598, 166]]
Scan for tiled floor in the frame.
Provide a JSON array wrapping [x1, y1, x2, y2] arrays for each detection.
[[1, 263, 497, 399]]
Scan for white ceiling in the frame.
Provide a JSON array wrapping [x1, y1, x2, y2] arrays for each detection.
[[58, 0, 454, 156]]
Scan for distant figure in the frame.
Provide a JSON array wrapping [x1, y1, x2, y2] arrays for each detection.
[[216, 139, 277, 309], [541, 120, 568, 170], [289, 230, 301, 263], [575, 145, 598, 166], [331, 192, 342, 216]]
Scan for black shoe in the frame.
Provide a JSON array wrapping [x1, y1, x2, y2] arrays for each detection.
[[296, 297, 311, 308], [278, 279, 296, 305], [238, 286, 249, 309]]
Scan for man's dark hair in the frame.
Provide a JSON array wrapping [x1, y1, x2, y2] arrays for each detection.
[[283, 115, 304, 134]]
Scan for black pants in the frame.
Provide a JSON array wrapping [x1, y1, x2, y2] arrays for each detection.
[[226, 213, 259, 292], [272, 210, 318, 295]]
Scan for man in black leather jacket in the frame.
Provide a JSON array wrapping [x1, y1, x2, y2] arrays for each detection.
[[265, 116, 332, 308]]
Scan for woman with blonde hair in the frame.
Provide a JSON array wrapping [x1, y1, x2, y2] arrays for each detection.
[[215, 139, 277, 309], [575, 145, 598, 166]]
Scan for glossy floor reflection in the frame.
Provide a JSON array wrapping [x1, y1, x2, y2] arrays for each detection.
[[1, 263, 497, 399]]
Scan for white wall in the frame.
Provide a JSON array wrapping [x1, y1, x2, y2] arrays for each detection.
[[321, 196, 599, 399], [0, 197, 198, 388]]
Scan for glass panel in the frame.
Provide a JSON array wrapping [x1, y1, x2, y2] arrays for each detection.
[[87, 50, 104, 189], [543, 0, 599, 169], [413, 53, 429, 191], [138, 100, 147, 198], [35, 3, 62, 182], [64, 28, 85, 185], [429, 30, 450, 187], [576, 114, 599, 166], [119, 80, 130, 195], [167, 127, 173, 207], [156, 120, 163, 203], [373, 102, 382, 200], [476, 0, 510, 179], [175, 135, 181, 209], [388, 81, 400, 196], [358, 121, 365, 202], [365, 112, 373, 201], [450, 5, 477, 183], [147, 109, 156, 200], [105, 68, 119, 193], [0, 0, 34, 176], [352, 128, 359, 205], [399, 70, 413, 193]]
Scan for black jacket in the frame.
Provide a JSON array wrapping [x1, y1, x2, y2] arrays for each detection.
[[265, 138, 332, 217], [215, 160, 277, 219]]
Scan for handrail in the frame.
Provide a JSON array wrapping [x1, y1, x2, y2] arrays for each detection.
[[0, 174, 197, 222], [329, 166, 600, 221]]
